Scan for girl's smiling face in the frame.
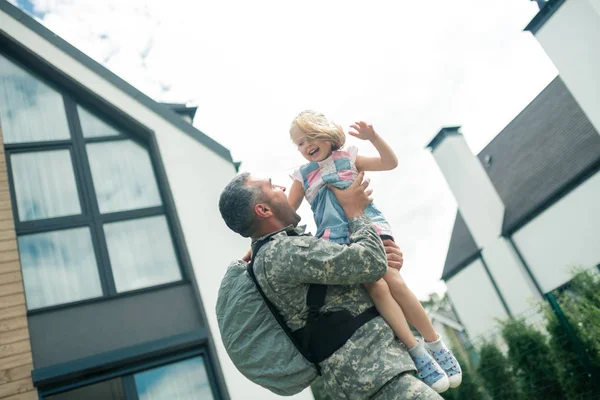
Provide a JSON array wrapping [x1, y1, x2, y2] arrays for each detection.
[[290, 125, 334, 162]]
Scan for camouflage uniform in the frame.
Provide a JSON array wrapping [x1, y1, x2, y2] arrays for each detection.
[[252, 216, 443, 399]]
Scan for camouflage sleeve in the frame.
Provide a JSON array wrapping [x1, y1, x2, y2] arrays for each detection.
[[266, 216, 388, 285]]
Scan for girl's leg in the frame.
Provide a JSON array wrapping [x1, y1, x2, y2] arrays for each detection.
[[382, 268, 462, 389], [364, 277, 417, 348], [382, 268, 438, 342], [368, 270, 451, 393]]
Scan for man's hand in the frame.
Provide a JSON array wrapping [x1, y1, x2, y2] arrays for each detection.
[[383, 239, 403, 270], [242, 248, 252, 263], [328, 171, 373, 219]]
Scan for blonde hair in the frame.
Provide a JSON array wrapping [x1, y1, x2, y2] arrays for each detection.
[[290, 110, 346, 151]]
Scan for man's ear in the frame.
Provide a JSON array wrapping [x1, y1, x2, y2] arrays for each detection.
[[254, 202, 272, 218]]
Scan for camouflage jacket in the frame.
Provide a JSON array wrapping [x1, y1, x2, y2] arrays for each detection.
[[251, 216, 416, 399]]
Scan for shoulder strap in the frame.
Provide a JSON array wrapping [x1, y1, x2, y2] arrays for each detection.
[[305, 284, 327, 332], [307, 284, 327, 310], [246, 238, 322, 375]]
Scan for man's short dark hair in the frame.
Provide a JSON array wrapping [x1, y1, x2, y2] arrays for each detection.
[[219, 173, 261, 237]]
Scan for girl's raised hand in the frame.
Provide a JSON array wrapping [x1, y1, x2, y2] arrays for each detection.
[[349, 121, 377, 141]]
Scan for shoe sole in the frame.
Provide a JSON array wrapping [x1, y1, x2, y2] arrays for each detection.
[[448, 374, 462, 388], [431, 376, 450, 393]]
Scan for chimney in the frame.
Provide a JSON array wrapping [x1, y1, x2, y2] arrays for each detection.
[[426, 127, 505, 246]]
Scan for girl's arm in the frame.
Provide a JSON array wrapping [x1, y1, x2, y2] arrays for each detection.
[[288, 179, 305, 210], [350, 121, 398, 172]]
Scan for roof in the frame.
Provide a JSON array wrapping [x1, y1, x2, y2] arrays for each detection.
[[0, 1, 233, 165], [425, 126, 462, 151], [524, 0, 565, 34], [479, 77, 600, 234], [160, 103, 198, 122], [442, 212, 479, 280], [442, 77, 600, 280]]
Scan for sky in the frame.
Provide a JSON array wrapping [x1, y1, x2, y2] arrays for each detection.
[[13, 0, 559, 299]]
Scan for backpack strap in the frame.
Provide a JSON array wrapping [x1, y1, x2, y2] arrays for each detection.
[[246, 237, 323, 375], [303, 284, 327, 348]]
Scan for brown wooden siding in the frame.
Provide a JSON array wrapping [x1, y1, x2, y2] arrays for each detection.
[[0, 127, 37, 399]]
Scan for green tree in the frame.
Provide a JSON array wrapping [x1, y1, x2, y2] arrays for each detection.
[[545, 307, 595, 399], [543, 268, 600, 399], [557, 268, 600, 367], [501, 318, 564, 400], [477, 342, 521, 400]]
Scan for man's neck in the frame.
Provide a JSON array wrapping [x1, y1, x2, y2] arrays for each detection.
[[251, 221, 287, 240]]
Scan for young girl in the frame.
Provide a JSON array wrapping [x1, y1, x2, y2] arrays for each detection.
[[288, 110, 462, 393]]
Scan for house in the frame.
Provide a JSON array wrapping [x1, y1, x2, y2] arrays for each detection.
[[426, 0, 600, 339], [0, 1, 313, 399]]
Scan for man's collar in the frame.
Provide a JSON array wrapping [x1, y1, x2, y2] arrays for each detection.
[[251, 224, 308, 245]]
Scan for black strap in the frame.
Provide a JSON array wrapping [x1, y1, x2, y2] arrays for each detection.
[[307, 284, 328, 310], [297, 306, 379, 364], [305, 284, 327, 329]]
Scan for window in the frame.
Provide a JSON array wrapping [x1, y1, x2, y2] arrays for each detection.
[[18, 228, 102, 310], [0, 54, 70, 143], [11, 150, 82, 221], [46, 378, 125, 400], [105, 216, 181, 292], [134, 357, 215, 400], [41, 355, 216, 400], [0, 52, 184, 310], [87, 140, 162, 214]]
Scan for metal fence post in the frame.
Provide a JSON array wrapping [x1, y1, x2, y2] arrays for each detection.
[[544, 292, 600, 391]]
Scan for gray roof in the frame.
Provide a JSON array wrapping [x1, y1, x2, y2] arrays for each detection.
[[160, 103, 198, 122], [525, 0, 565, 35], [441, 212, 478, 280], [479, 77, 600, 233], [442, 77, 600, 280], [0, 1, 233, 165]]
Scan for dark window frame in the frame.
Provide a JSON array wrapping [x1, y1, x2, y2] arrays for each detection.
[[39, 348, 220, 400], [0, 50, 189, 313]]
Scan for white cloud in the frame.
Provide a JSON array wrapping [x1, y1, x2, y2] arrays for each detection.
[[23, 0, 557, 298]]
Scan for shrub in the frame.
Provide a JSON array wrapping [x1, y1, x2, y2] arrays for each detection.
[[477, 341, 521, 400], [543, 268, 600, 399], [501, 318, 564, 400]]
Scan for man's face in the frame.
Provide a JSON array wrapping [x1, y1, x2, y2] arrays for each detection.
[[248, 176, 301, 228]]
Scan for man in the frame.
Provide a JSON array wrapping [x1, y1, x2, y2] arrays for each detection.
[[218, 171, 442, 399]]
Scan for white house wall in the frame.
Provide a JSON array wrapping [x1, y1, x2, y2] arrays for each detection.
[[535, 0, 600, 134], [512, 171, 600, 293], [481, 238, 540, 316], [446, 259, 509, 340], [0, 9, 313, 400], [590, 0, 600, 20]]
